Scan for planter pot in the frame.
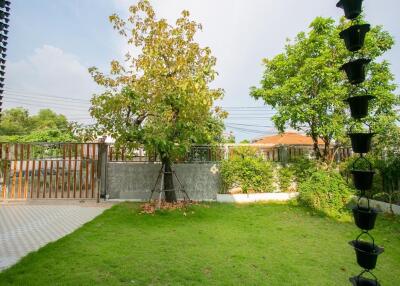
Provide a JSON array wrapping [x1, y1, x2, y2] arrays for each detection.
[[336, 0, 363, 20], [341, 58, 371, 84], [349, 275, 380, 286], [348, 132, 374, 153], [340, 24, 370, 52], [349, 240, 384, 270], [352, 206, 378, 230], [351, 170, 375, 190], [344, 95, 375, 119]]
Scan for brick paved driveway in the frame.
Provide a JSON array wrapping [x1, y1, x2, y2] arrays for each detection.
[[0, 202, 109, 271]]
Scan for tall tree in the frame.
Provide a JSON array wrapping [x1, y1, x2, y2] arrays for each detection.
[[251, 17, 399, 161], [0, 107, 30, 135], [89, 0, 225, 202], [0, 108, 74, 142]]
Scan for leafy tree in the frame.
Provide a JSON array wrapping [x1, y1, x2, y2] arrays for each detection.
[[0, 108, 75, 142], [89, 0, 225, 202], [0, 107, 31, 135], [251, 17, 399, 161], [30, 109, 69, 131]]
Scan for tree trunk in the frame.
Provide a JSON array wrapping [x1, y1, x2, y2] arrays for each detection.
[[162, 158, 177, 203], [311, 135, 322, 160], [322, 141, 330, 162]]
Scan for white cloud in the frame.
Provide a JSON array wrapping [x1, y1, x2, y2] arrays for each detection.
[[4, 45, 99, 124]]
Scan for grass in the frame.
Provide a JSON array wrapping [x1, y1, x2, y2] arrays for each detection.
[[0, 202, 399, 286]]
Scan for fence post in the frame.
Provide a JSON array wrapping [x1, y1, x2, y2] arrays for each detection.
[[279, 146, 288, 166], [224, 145, 229, 160], [97, 143, 108, 201]]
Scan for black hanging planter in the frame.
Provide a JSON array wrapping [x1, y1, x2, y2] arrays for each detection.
[[348, 132, 374, 153], [352, 206, 378, 230], [350, 156, 375, 190], [336, 0, 363, 20], [340, 24, 370, 52], [351, 170, 375, 190], [344, 95, 375, 119], [349, 270, 381, 286], [341, 58, 371, 84], [348, 124, 374, 153], [349, 233, 384, 270]]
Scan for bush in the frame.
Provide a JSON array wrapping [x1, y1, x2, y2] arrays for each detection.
[[289, 157, 318, 183], [220, 157, 273, 193], [298, 170, 354, 218], [277, 166, 295, 192], [276, 158, 318, 192]]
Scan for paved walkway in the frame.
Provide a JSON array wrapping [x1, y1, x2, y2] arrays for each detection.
[[0, 202, 110, 271]]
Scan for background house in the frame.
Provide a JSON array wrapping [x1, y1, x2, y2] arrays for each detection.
[[251, 132, 324, 146]]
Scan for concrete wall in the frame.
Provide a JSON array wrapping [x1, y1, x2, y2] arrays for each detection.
[[107, 162, 220, 201]]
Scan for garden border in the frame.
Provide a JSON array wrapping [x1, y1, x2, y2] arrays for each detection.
[[216, 192, 299, 203]]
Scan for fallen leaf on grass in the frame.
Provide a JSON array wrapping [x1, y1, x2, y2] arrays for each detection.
[[140, 200, 200, 214]]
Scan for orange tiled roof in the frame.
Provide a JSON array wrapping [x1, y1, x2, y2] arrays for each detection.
[[252, 132, 324, 146]]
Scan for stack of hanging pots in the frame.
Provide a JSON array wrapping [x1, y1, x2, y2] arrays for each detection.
[[337, 1, 384, 285]]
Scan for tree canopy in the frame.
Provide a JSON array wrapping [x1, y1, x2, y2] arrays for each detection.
[[89, 0, 225, 201], [0, 108, 75, 142], [251, 17, 399, 160]]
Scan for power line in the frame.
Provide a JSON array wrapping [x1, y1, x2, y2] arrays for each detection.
[[225, 124, 273, 134], [221, 106, 269, 109], [4, 93, 91, 107], [4, 98, 91, 110], [4, 88, 91, 103], [225, 122, 275, 128]]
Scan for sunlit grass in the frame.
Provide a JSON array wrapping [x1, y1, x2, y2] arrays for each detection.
[[0, 202, 399, 285]]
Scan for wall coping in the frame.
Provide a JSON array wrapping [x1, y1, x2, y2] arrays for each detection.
[[217, 192, 299, 203]]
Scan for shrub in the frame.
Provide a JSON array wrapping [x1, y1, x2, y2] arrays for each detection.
[[277, 166, 295, 192], [298, 170, 354, 218], [220, 157, 273, 193], [289, 157, 318, 183], [276, 158, 318, 191]]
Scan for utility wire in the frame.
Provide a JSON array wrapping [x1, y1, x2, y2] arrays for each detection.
[[225, 122, 275, 128], [4, 93, 91, 107], [4, 88, 91, 103]]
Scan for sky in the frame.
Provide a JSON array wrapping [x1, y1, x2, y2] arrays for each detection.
[[3, 0, 400, 142]]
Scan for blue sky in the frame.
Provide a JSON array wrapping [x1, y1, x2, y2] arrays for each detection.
[[4, 0, 400, 142]]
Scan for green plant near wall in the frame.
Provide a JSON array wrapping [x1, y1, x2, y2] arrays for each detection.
[[219, 157, 273, 193], [298, 169, 354, 219], [276, 158, 318, 192], [289, 157, 318, 183], [277, 166, 295, 192]]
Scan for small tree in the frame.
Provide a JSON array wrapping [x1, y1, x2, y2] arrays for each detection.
[[89, 0, 225, 202], [251, 17, 399, 161]]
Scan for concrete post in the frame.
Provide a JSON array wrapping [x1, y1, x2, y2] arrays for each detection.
[[97, 143, 108, 200], [279, 145, 288, 166], [224, 145, 229, 160]]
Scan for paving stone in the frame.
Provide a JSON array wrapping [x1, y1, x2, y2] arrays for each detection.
[[0, 204, 106, 271]]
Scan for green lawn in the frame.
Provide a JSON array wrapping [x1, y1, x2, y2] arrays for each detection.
[[1, 203, 399, 286]]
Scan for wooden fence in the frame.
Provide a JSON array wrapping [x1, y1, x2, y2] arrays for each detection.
[[0, 143, 101, 200]]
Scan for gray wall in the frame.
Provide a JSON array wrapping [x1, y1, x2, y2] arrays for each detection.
[[107, 162, 220, 201]]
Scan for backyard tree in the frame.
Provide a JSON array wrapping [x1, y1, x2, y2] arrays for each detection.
[[251, 17, 399, 161], [0, 108, 75, 142], [89, 0, 225, 202]]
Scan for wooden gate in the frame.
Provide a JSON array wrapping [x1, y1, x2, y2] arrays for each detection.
[[0, 143, 101, 201]]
